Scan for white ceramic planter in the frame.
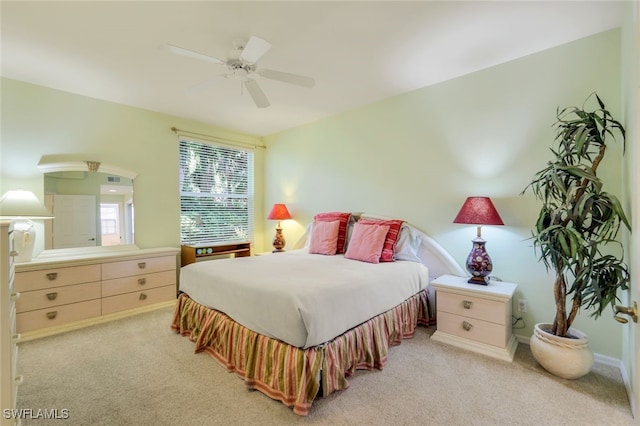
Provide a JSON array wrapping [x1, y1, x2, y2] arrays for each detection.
[[529, 323, 594, 379]]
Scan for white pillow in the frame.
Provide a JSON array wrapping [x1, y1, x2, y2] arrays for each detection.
[[303, 222, 313, 249], [394, 224, 422, 263]]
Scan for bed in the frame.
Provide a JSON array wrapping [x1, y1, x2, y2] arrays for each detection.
[[171, 216, 465, 416]]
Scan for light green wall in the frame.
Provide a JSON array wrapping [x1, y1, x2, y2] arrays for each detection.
[[0, 78, 266, 252], [264, 29, 625, 358]]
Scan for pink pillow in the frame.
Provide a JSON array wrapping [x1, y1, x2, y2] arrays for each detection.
[[309, 220, 340, 255], [344, 223, 390, 264], [358, 218, 404, 262], [314, 212, 351, 254]]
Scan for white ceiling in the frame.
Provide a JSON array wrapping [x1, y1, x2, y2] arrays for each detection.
[[1, 1, 624, 137]]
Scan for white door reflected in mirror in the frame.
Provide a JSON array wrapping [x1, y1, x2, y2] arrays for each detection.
[[51, 194, 97, 249]]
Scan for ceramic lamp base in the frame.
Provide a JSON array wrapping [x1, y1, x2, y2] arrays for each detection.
[[272, 227, 286, 253], [13, 219, 36, 263], [465, 237, 493, 285]]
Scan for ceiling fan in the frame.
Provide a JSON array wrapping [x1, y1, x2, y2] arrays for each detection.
[[164, 36, 315, 108]]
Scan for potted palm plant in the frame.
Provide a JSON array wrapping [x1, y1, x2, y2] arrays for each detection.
[[522, 93, 630, 379]]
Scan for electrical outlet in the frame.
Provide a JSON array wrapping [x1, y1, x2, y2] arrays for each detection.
[[518, 299, 528, 313]]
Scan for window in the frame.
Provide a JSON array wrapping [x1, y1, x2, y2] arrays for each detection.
[[100, 204, 119, 235], [179, 138, 254, 245]]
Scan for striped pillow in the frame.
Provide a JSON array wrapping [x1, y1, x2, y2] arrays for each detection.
[[314, 212, 351, 254], [358, 218, 404, 262]]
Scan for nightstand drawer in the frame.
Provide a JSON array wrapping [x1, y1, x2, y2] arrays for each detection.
[[437, 291, 506, 324], [437, 311, 507, 347]]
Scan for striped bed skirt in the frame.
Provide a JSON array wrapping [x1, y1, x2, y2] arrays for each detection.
[[171, 289, 432, 416]]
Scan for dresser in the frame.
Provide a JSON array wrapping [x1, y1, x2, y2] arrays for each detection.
[[14, 246, 179, 341], [431, 274, 518, 362], [1, 221, 21, 426]]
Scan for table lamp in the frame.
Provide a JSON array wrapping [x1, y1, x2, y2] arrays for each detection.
[[0, 189, 54, 262], [453, 196, 504, 285], [267, 203, 291, 253]]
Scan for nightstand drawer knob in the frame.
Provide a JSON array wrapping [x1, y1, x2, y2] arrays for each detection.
[[138, 262, 146, 269], [46, 311, 58, 320], [46, 292, 58, 301], [139, 293, 147, 301], [138, 278, 146, 285], [46, 272, 58, 281], [463, 300, 473, 309], [462, 321, 473, 331]]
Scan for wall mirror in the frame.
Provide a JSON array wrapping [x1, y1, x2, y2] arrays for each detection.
[[38, 156, 137, 251]]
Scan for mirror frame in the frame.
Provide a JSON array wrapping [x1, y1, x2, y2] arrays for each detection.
[[37, 159, 137, 180]]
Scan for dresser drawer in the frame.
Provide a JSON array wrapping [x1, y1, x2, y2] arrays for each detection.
[[101, 255, 176, 280], [437, 291, 507, 324], [16, 281, 101, 313], [102, 285, 176, 315], [16, 299, 101, 333], [101, 270, 176, 297], [15, 265, 101, 292], [437, 311, 507, 347]]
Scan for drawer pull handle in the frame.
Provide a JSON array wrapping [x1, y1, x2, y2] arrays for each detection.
[[12, 334, 22, 344], [46, 272, 58, 281], [10, 250, 19, 257], [462, 321, 473, 331], [138, 278, 146, 285], [13, 375, 24, 386], [10, 292, 20, 301], [463, 300, 473, 309], [139, 293, 147, 301], [46, 292, 58, 301], [46, 311, 58, 320], [138, 262, 146, 269]]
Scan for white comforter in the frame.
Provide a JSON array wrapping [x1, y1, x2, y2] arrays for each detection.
[[179, 250, 429, 348]]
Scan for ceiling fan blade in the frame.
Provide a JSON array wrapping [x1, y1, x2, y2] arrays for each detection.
[[239, 36, 272, 64], [244, 78, 270, 108], [162, 44, 224, 65], [259, 69, 315, 88]]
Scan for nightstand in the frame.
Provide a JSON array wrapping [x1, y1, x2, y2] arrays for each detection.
[[430, 274, 518, 362]]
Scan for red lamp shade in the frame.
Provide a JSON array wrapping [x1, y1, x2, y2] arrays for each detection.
[[453, 197, 503, 285], [453, 197, 504, 226], [267, 203, 292, 221]]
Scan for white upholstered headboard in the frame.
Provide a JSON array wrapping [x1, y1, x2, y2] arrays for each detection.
[[415, 231, 467, 281]]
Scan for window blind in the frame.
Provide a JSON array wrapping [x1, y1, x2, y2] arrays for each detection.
[[179, 138, 254, 245]]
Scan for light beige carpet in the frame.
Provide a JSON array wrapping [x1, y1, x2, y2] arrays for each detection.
[[16, 306, 632, 425]]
